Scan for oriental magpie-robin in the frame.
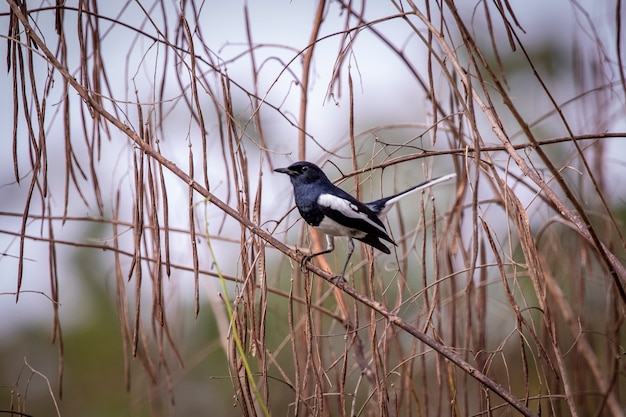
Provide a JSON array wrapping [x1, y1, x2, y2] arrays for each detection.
[[275, 161, 456, 278]]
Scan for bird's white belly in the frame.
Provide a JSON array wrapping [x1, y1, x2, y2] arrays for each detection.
[[315, 217, 367, 238]]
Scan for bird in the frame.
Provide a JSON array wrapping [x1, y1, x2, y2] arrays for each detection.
[[275, 161, 456, 280]]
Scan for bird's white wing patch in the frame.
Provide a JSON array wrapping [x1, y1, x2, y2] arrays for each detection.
[[317, 193, 387, 236], [318, 193, 360, 216]]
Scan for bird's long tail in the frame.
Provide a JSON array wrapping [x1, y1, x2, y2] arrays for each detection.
[[366, 173, 456, 215]]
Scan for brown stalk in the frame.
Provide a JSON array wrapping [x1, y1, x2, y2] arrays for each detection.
[[11, 2, 626, 416]]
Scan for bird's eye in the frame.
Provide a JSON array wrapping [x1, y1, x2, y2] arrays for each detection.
[[301, 166, 309, 172]]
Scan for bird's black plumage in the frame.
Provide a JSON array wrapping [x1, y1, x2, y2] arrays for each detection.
[[275, 161, 455, 278]]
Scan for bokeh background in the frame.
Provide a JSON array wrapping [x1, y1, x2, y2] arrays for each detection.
[[1, 1, 625, 416]]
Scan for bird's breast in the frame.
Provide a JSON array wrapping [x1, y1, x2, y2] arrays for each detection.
[[294, 198, 325, 226]]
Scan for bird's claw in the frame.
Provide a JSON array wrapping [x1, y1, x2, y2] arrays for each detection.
[[298, 250, 346, 285], [299, 253, 312, 272], [331, 274, 347, 285]]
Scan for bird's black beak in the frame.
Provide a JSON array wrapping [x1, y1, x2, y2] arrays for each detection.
[[274, 167, 295, 176]]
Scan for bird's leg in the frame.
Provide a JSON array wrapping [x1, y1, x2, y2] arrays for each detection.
[[335, 237, 355, 283], [300, 235, 335, 271]]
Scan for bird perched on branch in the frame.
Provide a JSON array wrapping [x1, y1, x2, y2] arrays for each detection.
[[275, 161, 456, 280]]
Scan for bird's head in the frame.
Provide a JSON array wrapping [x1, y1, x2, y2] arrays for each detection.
[[274, 161, 329, 185]]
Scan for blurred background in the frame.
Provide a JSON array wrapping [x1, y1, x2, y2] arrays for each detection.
[[1, 1, 625, 416]]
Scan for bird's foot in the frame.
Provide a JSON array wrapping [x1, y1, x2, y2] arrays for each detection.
[[331, 273, 347, 285], [299, 253, 312, 272]]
